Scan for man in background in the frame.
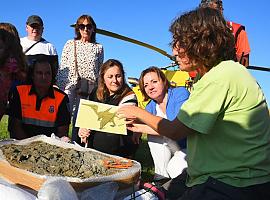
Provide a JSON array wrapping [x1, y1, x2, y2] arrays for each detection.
[[20, 15, 59, 80], [200, 0, 251, 66]]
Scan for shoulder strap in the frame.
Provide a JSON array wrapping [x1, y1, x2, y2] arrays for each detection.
[[24, 38, 45, 54], [73, 40, 80, 78]]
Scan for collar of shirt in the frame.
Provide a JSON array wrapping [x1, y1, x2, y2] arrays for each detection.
[[29, 85, 55, 111], [29, 85, 55, 99]]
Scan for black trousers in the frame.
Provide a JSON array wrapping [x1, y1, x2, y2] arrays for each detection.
[[180, 177, 270, 200], [162, 169, 188, 200]]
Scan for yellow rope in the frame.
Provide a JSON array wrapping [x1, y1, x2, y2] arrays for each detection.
[[96, 28, 174, 60]]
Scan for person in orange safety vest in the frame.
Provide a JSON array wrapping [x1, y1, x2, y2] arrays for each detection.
[[8, 56, 71, 140], [200, 0, 251, 66], [188, 0, 251, 81]]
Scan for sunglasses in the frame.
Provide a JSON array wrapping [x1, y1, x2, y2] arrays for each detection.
[[77, 24, 92, 30]]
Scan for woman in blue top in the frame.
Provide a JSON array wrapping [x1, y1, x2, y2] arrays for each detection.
[[138, 66, 189, 181]]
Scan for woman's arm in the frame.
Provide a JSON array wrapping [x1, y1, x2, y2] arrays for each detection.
[[97, 45, 104, 73], [118, 105, 193, 140], [56, 40, 72, 89], [126, 122, 159, 135]]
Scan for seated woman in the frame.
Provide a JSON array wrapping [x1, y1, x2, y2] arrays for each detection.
[[138, 67, 190, 181], [78, 59, 139, 158], [118, 7, 270, 199]]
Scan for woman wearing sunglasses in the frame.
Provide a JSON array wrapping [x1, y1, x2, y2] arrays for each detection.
[[57, 14, 104, 143]]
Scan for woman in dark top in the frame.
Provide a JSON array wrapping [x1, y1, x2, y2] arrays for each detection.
[[78, 59, 139, 158]]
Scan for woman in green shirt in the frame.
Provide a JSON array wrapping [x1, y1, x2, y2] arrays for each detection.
[[118, 7, 270, 200]]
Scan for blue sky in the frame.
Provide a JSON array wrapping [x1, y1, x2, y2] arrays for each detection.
[[2, 0, 269, 104]]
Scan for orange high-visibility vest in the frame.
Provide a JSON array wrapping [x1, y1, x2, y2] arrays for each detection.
[[17, 85, 65, 127], [227, 21, 245, 46]]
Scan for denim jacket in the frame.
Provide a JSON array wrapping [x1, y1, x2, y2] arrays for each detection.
[[145, 86, 190, 149]]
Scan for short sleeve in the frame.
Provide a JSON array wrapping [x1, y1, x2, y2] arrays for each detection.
[[177, 81, 229, 134], [55, 95, 71, 126]]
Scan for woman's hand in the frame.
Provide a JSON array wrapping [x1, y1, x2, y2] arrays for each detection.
[[127, 123, 161, 136], [117, 105, 138, 120], [78, 128, 91, 144], [127, 123, 145, 133], [60, 136, 71, 143]]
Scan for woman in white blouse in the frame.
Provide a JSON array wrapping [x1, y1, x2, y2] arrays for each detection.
[[57, 14, 104, 142]]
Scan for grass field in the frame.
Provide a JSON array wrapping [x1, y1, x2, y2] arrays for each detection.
[[0, 115, 9, 140], [0, 115, 154, 181]]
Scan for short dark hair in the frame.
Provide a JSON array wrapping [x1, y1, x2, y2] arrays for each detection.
[[27, 55, 55, 84]]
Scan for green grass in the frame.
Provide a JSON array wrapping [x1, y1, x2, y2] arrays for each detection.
[[133, 134, 154, 182], [0, 115, 9, 140], [0, 115, 154, 181]]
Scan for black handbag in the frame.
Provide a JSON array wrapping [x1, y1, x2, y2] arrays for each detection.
[[75, 77, 89, 97]]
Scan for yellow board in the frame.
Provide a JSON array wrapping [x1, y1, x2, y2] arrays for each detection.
[[75, 99, 127, 135]]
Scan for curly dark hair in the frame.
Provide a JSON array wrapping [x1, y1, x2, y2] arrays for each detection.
[[169, 7, 235, 69], [200, 0, 223, 11]]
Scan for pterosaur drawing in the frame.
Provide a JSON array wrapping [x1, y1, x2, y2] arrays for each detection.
[[81, 103, 117, 129]]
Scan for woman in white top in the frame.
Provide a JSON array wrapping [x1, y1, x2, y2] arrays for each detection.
[[57, 14, 104, 142], [138, 67, 190, 181]]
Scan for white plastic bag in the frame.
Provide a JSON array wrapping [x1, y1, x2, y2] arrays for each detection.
[[0, 178, 37, 200], [37, 178, 78, 200], [79, 182, 119, 200]]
